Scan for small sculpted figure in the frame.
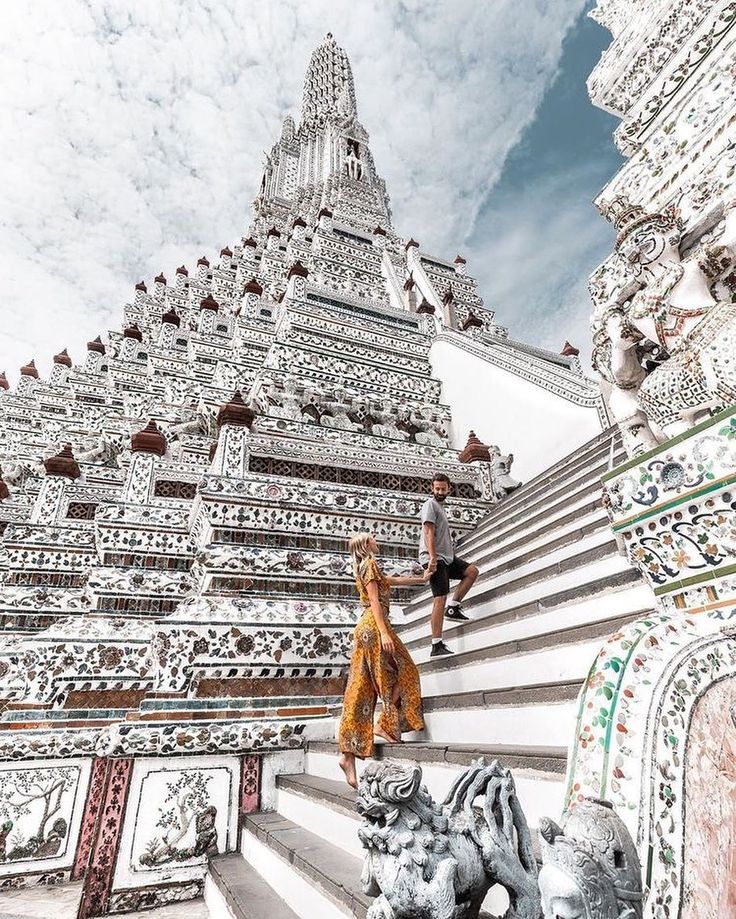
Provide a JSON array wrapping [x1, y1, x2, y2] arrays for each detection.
[[325, 387, 363, 432], [489, 448, 521, 499], [538, 798, 643, 919], [593, 196, 736, 453], [357, 759, 540, 919], [76, 433, 123, 466]]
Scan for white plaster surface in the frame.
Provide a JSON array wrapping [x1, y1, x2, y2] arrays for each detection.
[[240, 826, 349, 919], [430, 336, 602, 482], [0, 881, 211, 918], [260, 748, 306, 812]]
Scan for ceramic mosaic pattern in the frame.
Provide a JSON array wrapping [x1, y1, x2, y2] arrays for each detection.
[[603, 408, 736, 526], [602, 408, 736, 596], [680, 678, 736, 919], [567, 610, 736, 919]]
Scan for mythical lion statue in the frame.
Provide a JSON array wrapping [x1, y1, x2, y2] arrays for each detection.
[[538, 798, 643, 919], [356, 759, 540, 919]]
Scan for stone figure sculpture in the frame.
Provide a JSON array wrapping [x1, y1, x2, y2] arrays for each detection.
[[592, 196, 736, 453], [76, 433, 123, 466], [413, 407, 447, 448], [538, 798, 643, 919], [356, 759, 540, 919], [0, 460, 38, 490], [490, 449, 521, 499], [169, 402, 217, 439], [324, 387, 363, 432]]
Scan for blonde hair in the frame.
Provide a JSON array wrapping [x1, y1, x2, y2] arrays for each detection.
[[349, 532, 374, 577]]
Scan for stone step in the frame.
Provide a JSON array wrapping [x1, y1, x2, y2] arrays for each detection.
[[401, 478, 613, 624], [206, 852, 300, 919], [420, 682, 580, 748], [241, 811, 371, 919], [400, 547, 635, 637], [458, 431, 619, 549], [403, 572, 652, 658], [467, 431, 620, 529], [469, 503, 610, 584], [452, 490, 608, 590], [307, 739, 567, 774], [418, 609, 644, 700], [458, 464, 607, 556], [242, 786, 508, 919], [490, 426, 618, 504], [303, 741, 564, 847]]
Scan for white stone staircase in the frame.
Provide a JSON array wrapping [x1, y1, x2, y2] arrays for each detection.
[[205, 428, 656, 918]]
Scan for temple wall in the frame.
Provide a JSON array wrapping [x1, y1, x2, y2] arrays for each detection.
[[429, 336, 604, 482]]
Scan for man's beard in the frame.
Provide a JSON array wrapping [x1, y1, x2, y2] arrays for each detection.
[[434, 493, 447, 502]]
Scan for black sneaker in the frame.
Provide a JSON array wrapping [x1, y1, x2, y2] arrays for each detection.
[[430, 641, 454, 657], [445, 604, 469, 622]]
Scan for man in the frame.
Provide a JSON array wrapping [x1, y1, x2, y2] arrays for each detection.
[[419, 472, 479, 657]]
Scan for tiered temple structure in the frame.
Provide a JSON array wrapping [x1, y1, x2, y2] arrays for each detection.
[[0, 33, 604, 916]]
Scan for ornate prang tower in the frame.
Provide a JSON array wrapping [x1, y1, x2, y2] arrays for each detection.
[[0, 33, 602, 915]]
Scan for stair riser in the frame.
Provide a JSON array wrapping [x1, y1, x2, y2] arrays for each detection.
[[402, 553, 632, 630], [459, 443, 618, 550], [401, 489, 610, 621], [276, 786, 364, 860], [420, 701, 578, 747], [205, 873, 239, 919], [480, 434, 619, 515], [399, 537, 626, 643], [420, 637, 604, 696], [304, 749, 565, 830], [460, 473, 605, 556], [470, 509, 610, 581], [463, 436, 616, 533], [460, 489, 608, 568], [406, 585, 652, 664], [241, 827, 349, 919]]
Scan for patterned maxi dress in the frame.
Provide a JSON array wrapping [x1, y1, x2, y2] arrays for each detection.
[[338, 557, 424, 758]]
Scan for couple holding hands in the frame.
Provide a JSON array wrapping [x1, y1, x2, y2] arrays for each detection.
[[338, 472, 479, 788]]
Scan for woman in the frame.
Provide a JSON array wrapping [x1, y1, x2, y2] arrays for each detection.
[[338, 532, 430, 788]]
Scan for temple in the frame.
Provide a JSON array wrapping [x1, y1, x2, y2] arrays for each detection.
[[0, 12, 733, 918], [0, 32, 603, 916]]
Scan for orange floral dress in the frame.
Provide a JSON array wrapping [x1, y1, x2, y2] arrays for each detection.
[[338, 557, 424, 758]]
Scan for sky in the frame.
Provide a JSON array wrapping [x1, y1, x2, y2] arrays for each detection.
[[0, 0, 621, 382]]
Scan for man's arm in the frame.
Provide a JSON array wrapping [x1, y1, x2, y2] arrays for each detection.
[[424, 521, 437, 572]]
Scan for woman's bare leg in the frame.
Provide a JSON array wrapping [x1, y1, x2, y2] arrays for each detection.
[[338, 751, 358, 788], [375, 682, 403, 744]]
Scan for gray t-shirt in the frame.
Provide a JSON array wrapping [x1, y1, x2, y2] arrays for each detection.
[[419, 497, 454, 564]]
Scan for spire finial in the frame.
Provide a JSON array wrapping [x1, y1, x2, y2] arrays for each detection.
[[301, 33, 358, 126]]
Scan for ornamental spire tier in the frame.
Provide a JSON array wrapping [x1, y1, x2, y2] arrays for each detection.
[[254, 32, 391, 237]]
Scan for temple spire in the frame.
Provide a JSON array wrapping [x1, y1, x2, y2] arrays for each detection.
[[301, 32, 358, 127]]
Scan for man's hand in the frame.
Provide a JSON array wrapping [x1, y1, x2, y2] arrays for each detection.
[[428, 556, 437, 574], [421, 567, 433, 583]]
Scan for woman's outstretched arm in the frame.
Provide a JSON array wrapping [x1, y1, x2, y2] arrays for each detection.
[[385, 570, 432, 587]]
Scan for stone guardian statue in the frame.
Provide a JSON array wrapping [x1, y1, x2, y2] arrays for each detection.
[[356, 759, 540, 919]]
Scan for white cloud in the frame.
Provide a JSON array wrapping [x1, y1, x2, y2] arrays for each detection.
[[467, 160, 617, 370], [0, 0, 588, 381]]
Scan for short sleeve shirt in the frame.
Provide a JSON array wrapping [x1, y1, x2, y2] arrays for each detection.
[[419, 497, 454, 564], [355, 557, 391, 612]]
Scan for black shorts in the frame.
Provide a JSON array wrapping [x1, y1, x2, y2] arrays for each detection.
[[426, 556, 470, 598]]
